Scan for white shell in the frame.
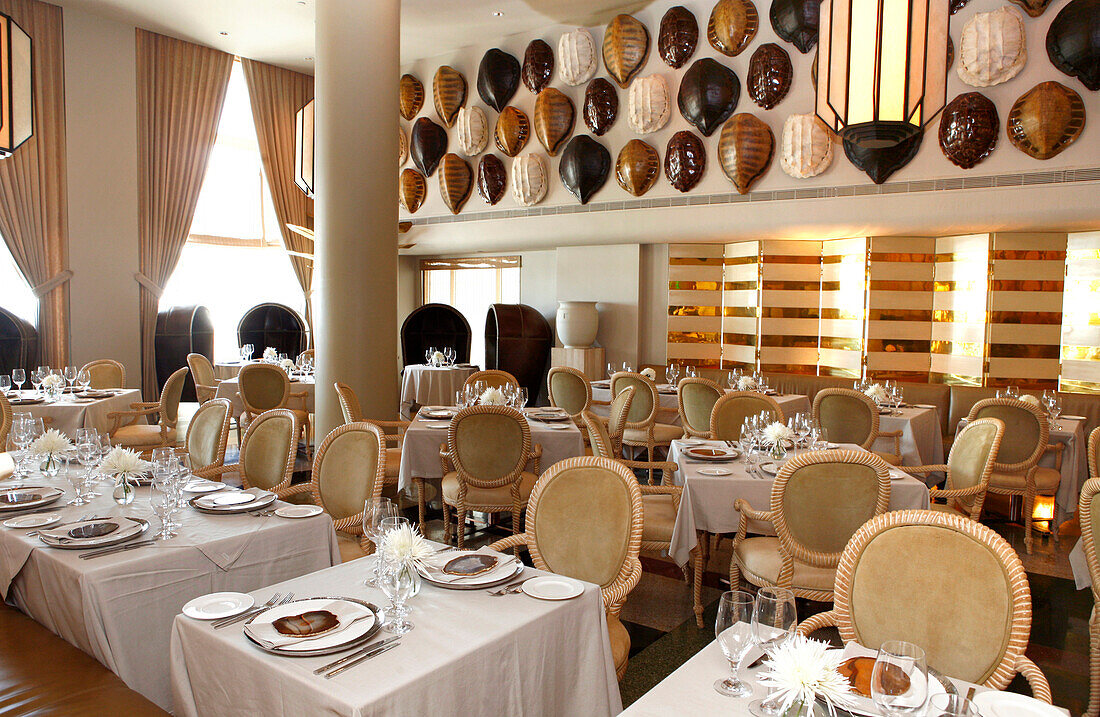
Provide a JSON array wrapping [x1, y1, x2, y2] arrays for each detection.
[[558, 28, 597, 86], [455, 106, 488, 156], [957, 7, 1027, 88], [398, 126, 408, 167], [780, 114, 833, 179], [510, 153, 548, 206], [627, 75, 671, 134]]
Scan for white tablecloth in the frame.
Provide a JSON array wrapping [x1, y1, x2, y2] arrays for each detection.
[[399, 364, 478, 418], [874, 405, 945, 470], [213, 361, 246, 380], [589, 383, 812, 427], [0, 471, 340, 710], [8, 389, 144, 439], [169, 547, 622, 716], [215, 376, 315, 418]]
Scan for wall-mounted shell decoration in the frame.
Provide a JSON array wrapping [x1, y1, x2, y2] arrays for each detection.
[[718, 113, 773, 194], [1007, 81, 1086, 159], [659, 6, 699, 69], [558, 28, 598, 86], [938, 92, 998, 169], [559, 135, 611, 204], [494, 106, 530, 157], [398, 126, 408, 167], [603, 14, 651, 89], [616, 139, 660, 196], [628, 74, 672, 134], [584, 78, 619, 136], [811, 50, 818, 90], [410, 117, 448, 176], [523, 40, 555, 94], [665, 130, 707, 192], [399, 74, 424, 120], [1046, 0, 1100, 91], [438, 153, 472, 215], [432, 65, 467, 127], [957, 7, 1027, 88], [951, 0, 971, 13], [947, 36, 954, 71], [779, 113, 833, 178], [678, 58, 740, 137], [769, 0, 822, 54], [748, 43, 793, 109], [455, 106, 488, 157], [477, 49, 520, 112], [511, 153, 549, 206], [534, 87, 575, 156], [843, 132, 922, 183], [1008, 0, 1052, 17], [708, 0, 759, 57], [477, 154, 507, 205], [399, 168, 426, 213]]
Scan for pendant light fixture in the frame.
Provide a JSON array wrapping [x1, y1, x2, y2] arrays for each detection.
[[0, 13, 31, 158], [294, 98, 314, 197]]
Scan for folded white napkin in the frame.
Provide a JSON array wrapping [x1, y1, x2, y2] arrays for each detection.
[[418, 547, 517, 584], [195, 487, 273, 510], [244, 600, 373, 649]]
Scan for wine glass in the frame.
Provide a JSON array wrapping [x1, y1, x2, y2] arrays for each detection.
[[0, 376, 9, 396], [445, 347, 456, 365], [10, 417, 31, 476], [606, 362, 615, 380], [150, 481, 175, 539], [517, 387, 529, 409], [685, 364, 697, 378], [63, 366, 77, 390], [927, 694, 979, 717], [871, 640, 928, 716], [713, 590, 755, 696], [75, 428, 101, 496], [748, 586, 798, 717], [11, 369, 24, 393], [665, 365, 677, 386], [77, 369, 91, 392], [362, 498, 399, 585], [29, 369, 43, 396]]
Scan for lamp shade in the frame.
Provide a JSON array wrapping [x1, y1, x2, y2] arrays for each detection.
[[816, 0, 948, 148], [0, 13, 31, 157], [294, 98, 314, 197]]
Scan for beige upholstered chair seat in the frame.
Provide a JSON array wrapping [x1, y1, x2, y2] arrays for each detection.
[[608, 613, 630, 677], [642, 494, 677, 542], [735, 537, 835, 592], [385, 447, 401, 479], [990, 467, 1060, 493], [624, 423, 682, 444], [875, 451, 902, 466], [289, 408, 310, 425], [337, 532, 368, 562], [929, 502, 970, 518], [442, 470, 537, 507], [113, 424, 177, 447]]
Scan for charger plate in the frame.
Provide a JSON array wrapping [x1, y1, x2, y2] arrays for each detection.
[[40, 517, 149, 550], [243, 597, 382, 657]]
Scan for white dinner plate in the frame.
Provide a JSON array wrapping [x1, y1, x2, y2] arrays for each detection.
[[3, 512, 61, 529], [275, 505, 324, 519], [182, 592, 254, 620], [1062, 415, 1086, 421], [759, 461, 780, 476], [420, 409, 456, 420], [678, 439, 704, 447], [182, 480, 224, 494], [972, 691, 1063, 717], [542, 423, 573, 430], [245, 598, 379, 654], [521, 575, 584, 601], [423, 421, 450, 429], [210, 492, 255, 506], [0, 486, 64, 512], [698, 467, 732, 476]]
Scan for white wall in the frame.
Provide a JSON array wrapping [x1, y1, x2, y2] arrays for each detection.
[[556, 244, 639, 367]]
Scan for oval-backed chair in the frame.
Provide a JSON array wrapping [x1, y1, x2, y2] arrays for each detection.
[[186, 353, 220, 404], [309, 422, 387, 562], [488, 456, 643, 681], [547, 366, 592, 425], [80, 359, 126, 390], [612, 371, 683, 463], [799, 509, 1052, 703], [1081, 431, 1100, 717], [238, 363, 311, 460], [107, 367, 188, 454], [0, 393, 10, 449], [812, 388, 903, 465], [901, 417, 1004, 522], [710, 391, 785, 442], [235, 408, 303, 500], [183, 398, 231, 480], [462, 369, 519, 392], [676, 377, 724, 439]]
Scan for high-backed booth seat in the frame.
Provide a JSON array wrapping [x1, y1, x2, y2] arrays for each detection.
[[0, 306, 37, 377], [400, 303, 472, 367], [484, 303, 552, 404], [237, 303, 308, 360]]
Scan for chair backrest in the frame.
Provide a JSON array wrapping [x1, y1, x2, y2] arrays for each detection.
[[831, 509, 1033, 689], [311, 422, 386, 527], [159, 367, 188, 426], [448, 405, 530, 488], [80, 359, 125, 389], [239, 408, 298, 491], [813, 388, 878, 449], [968, 398, 1048, 471], [463, 369, 519, 392], [186, 353, 216, 388], [610, 372, 656, 428], [0, 393, 10, 448], [297, 349, 315, 364], [238, 363, 290, 416], [1080, 476, 1100, 605], [334, 382, 363, 424], [677, 377, 723, 437], [710, 391, 785, 441], [185, 398, 231, 473], [582, 388, 636, 460], [1090, 427, 1099, 481], [547, 367, 591, 417], [945, 417, 1004, 508], [606, 386, 635, 451]]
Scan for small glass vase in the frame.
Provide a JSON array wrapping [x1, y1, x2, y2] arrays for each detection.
[[43, 384, 63, 403], [40, 453, 61, 478], [381, 562, 421, 635], [769, 441, 788, 461], [112, 474, 136, 505]]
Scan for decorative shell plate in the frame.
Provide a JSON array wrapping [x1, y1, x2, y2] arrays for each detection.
[[938, 92, 999, 169], [718, 113, 774, 194], [678, 58, 740, 137], [603, 14, 651, 89], [628, 74, 672, 134], [780, 113, 833, 178], [1008, 0, 1053, 17], [410, 117, 448, 176], [477, 49, 520, 112], [616, 139, 660, 196], [559, 135, 611, 204], [665, 130, 707, 192], [522, 39, 555, 94], [455, 106, 489, 156], [659, 6, 699, 69], [273, 610, 340, 638], [398, 126, 408, 167], [584, 78, 619, 136], [1046, 0, 1100, 92], [433, 65, 467, 127], [534, 87, 576, 156], [707, 0, 759, 57], [399, 168, 426, 213], [957, 7, 1027, 88], [558, 28, 598, 86], [1007, 81, 1086, 160], [748, 43, 793, 110], [511, 153, 549, 206], [438, 153, 473, 215], [399, 74, 424, 120], [951, 0, 971, 13], [769, 0, 822, 54], [477, 154, 507, 205], [495, 106, 531, 157]]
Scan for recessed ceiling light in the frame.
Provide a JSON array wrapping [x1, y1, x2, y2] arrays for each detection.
[[492, 10, 503, 16], [305, 56, 313, 61], [219, 31, 229, 36]]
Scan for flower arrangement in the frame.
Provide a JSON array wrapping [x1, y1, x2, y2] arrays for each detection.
[[381, 523, 434, 569], [41, 374, 64, 391], [640, 367, 657, 380], [479, 387, 506, 406], [262, 346, 278, 362], [864, 384, 887, 403], [762, 421, 794, 447], [737, 375, 758, 391], [100, 447, 151, 478], [430, 351, 445, 367], [278, 358, 296, 375], [31, 428, 72, 458], [1020, 394, 1040, 406], [757, 634, 854, 715]]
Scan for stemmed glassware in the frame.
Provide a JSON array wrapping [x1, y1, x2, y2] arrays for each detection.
[[665, 364, 681, 387], [377, 553, 418, 635], [748, 586, 798, 716], [871, 640, 928, 716], [927, 694, 979, 717], [63, 366, 77, 390], [76, 369, 91, 393], [75, 428, 101, 497], [10, 415, 32, 477], [713, 590, 755, 696], [11, 369, 24, 394], [362, 498, 399, 586], [1042, 390, 1062, 431], [29, 368, 44, 397], [685, 364, 697, 378], [0, 375, 9, 396], [444, 347, 456, 365]]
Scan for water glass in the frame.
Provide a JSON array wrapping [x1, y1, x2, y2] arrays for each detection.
[[150, 482, 175, 539], [517, 387, 529, 409], [377, 557, 418, 635], [871, 640, 928, 716], [0, 375, 9, 396], [685, 364, 697, 378], [748, 587, 798, 717], [63, 366, 77, 388], [11, 369, 24, 392], [30, 369, 43, 396], [362, 498, 398, 585], [927, 694, 979, 717], [713, 590, 755, 696], [76, 369, 91, 392]]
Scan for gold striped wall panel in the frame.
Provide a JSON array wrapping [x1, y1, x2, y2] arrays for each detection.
[[759, 240, 822, 374], [667, 243, 724, 368], [931, 234, 989, 386], [866, 237, 934, 382], [819, 238, 867, 378], [721, 241, 760, 370], [1060, 232, 1100, 394]]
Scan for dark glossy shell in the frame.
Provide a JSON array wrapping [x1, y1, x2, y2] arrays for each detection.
[[477, 49, 520, 112], [843, 131, 922, 184], [522, 39, 555, 94], [950, 0, 971, 13], [708, 0, 759, 57], [748, 43, 793, 109], [399, 168, 426, 213], [665, 130, 707, 192], [947, 36, 954, 71], [1046, 0, 1100, 91], [770, 0, 822, 53], [659, 6, 699, 69], [811, 50, 818, 90], [583, 79, 618, 136], [718, 113, 773, 194], [678, 58, 740, 137], [938, 92, 998, 169], [495, 106, 531, 157], [603, 14, 651, 88], [1007, 81, 1086, 160], [273, 610, 339, 637], [399, 74, 424, 121], [439, 153, 473, 214], [534, 88, 575, 156], [410, 117, 448, 176], [477, 154, 507, 205], [616, 139, 660, 196], [1009, 0, 1053, 16], [559, 135, 611, 204], [432, 65, 467, 127]]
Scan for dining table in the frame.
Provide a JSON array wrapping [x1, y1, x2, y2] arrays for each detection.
[[588, 382, 812, 428], [168, 543, 622, 716], [872, 404, 945, 471], [6, 388, 144, 438], [215, 375, 315, 418], [212, 360, 247, 380], [399, 363, 479, 419]]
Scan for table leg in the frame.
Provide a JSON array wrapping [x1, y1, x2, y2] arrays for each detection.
[[413, 477, 427, 532], [693, 530, 709, 628]]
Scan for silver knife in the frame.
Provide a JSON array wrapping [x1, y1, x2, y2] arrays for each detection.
[[324, 642, 399, 678], [313, 636, 400, 674], [78, 539, 156, 560]]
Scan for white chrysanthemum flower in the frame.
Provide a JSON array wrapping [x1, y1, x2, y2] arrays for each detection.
[[431, 351, 445, 366], [1020, 394, 1040, 406], [100, 447, 151, 478], [381, 523, 434, 567], [864, 384, 887, 402], [278, 358, 296, 374], [262, 347, 278, 361], [763, 421, 794, 446], [640, 368, 657, 380], [737, 376, 758, 391], [31, 429, 72, 457], [758, 634, 854, 713], [41, 374, 64, 390], [480, 387, 506, 405]]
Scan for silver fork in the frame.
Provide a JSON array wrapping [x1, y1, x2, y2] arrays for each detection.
[[26, 513, 99, 538], [212, 592, 281, 629], [487, 578, 527, 596]]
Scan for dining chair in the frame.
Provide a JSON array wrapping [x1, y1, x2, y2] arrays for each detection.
[[462, 369, 519, 392], [901, 417, 1004, 522], [730, 449, 892, 603], [710, 391, 785, 441], [186, 353, 220, 404], [812, 388, 903, 465], [333, 381, 414, 512], [308, 422, 387, 562], [238, 363, 311, 460], [183, 398, 231, 480], [79, 359, 126, 390], [297, 349, 315, 365], [0, 393, 10, 449], [676, 377, 724, 439], [107, 366, 188, 454], [581, 385, 635, 460], [612, 371, 683, 463], [967, 397, 1058, 553], [488, 456, 643, 681], [230, 408, 304, 501], [439, 404, 540, 549], [1082, 438, 1100, 717], [547, 366, 592, 425], [799, 509, 1052, 703]]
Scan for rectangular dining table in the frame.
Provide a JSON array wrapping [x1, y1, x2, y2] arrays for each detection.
[[399, 364, 479, 419], [215, 375, 315, 417], [0, 471, 340, 710], [8, 389, 144, 439], [589, 382, 812, 428], [872, 404, 945, 470]]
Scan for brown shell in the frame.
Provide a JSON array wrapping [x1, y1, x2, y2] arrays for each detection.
[[522, 39, 555, 94], [432, 65, 467, 127], [811, 49, 818, 90], [398, 126, 409, 167], [616, 139, 660, 196], [495, 106, 531, 157], [1007, 81, 1086, 160], [718, 113, 774, 194], [584, 78, 619, 136], [477, 154, 507, 205], [399, 169, 426, 213], [708, 0, 759, 57], [410, 117, 448, 176], [748, 43, 792, 110], [603, 14, 651, 89], [1008, 0, 1053, 16], [533, 87, 575, 156], [399, 74, 424, 120], [950, 0, 971, 13], [438, 153, 472, 215], [1046, 0, 1100, 92], [665, 130, 707, 192], [938, 92, 999, 169], [769, 0, 822, 54], [659, 6, 699, 69]]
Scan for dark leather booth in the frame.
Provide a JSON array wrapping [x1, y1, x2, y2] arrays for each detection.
[[155, 305, 213, 402], [0, 307, 37, 377], [237, 303, 308, 360], [485, 303, 552, 401], [400, 303, 472, 367]]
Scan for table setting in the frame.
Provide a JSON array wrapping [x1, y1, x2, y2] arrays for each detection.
[[857, 380, 946, 470], [2, 366, 142, 437], [399, 348, 478, 418]]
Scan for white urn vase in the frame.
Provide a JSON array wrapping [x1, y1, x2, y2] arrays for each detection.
[[556, 301, 599, 348]]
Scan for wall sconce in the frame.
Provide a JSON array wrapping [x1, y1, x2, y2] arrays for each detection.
[[0, 13, 32, 158], [294, 98, 314, 197]]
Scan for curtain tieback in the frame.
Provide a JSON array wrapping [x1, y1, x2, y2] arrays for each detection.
[[31, 270, 73, 298], [134, 272, 164, 297]]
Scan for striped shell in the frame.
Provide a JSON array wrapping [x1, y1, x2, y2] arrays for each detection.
[[558, 28, 598, 86], [410, 117, 448, 176], [938, 92, 998, 169], [399, 168, 426, 213], [438, 153, 472, 214], [522, 39, 555, 94], [780, 113, 833, 178], [665, 130, 707, 192], [455, 106, 488, 156], [659, 6, 699, 69], [432, 65, 467, 127], [748, 43, 793, 110], [707, 0, 759, 57], [628, 74, 672, 134], [534, 87, 576, 156], [495, 106, 530, 157], [615, 139, 660, 196], [718, 113, 774, 194], [957, 7, 1027, 88], [584, 78, 619, 136], [399, 74, 424, 120], [1007, 81, 1085, 160], [398, 126, 408, 167], [477, 154, 507, 205], [511, 153, 548, 206], [603, 14, 650, 89]]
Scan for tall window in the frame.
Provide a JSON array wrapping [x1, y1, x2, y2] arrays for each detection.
[[421, 257, 520, 367], [0, 241, 35, 324]]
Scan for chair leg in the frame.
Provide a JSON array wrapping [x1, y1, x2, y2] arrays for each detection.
[[692, 543, 705, 628], [456, 505, 467, 550], [1088, 607, 1100, 717], [1024, 489, 1035, 554], [442, 502, 453, 544], [413, 477, 427, 533], [511, 503, 523, 558]]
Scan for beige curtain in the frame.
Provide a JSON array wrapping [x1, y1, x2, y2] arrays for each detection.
[[0, 0, 69, 367], [240, 58, 314, 336], [136, 30, 232, 398]]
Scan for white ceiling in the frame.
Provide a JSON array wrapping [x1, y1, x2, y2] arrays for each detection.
[[49, 0, 651, 74]]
